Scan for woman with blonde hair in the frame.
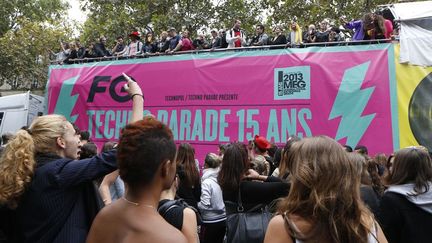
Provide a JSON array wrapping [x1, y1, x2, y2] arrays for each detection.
[[265, 136, 387, 243], [0, 75, 143, 243], [286, 20, 302, 47]]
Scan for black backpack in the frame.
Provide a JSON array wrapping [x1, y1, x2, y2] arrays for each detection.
[[158, 199, 202, 226]]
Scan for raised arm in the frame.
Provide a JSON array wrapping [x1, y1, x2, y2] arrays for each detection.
[[49, 74, 144, 188], [99, 170, 120, 205], [96, 73, 143, 201], [344, 20, 362, 30], [123, 72, 144, 123]]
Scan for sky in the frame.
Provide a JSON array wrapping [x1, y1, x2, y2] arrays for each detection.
[[67, 0, 87, 25]]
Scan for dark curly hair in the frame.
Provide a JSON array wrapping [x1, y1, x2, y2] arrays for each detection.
[[117, 117, 176, 190]]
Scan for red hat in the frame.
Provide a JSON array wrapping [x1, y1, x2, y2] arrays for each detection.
[[129, 31, 141, 39], [254, 135, 271, 150]]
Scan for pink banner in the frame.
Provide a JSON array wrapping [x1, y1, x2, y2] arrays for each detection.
[[47, 44, 398, 162]]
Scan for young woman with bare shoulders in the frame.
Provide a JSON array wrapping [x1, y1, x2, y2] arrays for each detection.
[[87, 79, 186, 243], [264, 136, 387, 243]]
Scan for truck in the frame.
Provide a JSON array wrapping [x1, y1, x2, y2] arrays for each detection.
[[0, 91, 44, 136]]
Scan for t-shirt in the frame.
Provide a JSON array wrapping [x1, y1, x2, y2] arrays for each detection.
[[180, 38, 194, 51], [113, 44, 125, 54], [127, 41, 142, 56], [234, 30, 242, 47], [315, 31, 329, 42], [169, 35, 181, 50], [384, 19, 393, 39]]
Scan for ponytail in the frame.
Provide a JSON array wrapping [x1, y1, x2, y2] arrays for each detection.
[[0, 130, 36, 209]]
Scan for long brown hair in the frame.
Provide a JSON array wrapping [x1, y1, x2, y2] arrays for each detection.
[[176, 143, 199, 188], [278, 136, 373, 243], [217, 142, 249, 191], [278, 136, 301, 180], [348, 152, 371, 185], [367, 159, 385, 196], [387, 147, 432, 195], [374, 15, 387, 37]]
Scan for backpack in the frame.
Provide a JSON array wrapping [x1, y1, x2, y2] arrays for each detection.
[[158, 199, 203, 226]]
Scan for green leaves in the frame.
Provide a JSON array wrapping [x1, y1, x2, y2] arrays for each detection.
[[267, 0, 397, 28], [0, 0, 70, 89], [0, 0, 402, 91]]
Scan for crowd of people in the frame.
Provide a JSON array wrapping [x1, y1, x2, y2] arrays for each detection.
[[1, 73, 431, 243], [52, 11, 395, 64]]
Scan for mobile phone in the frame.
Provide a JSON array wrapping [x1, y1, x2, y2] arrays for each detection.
[[122, 73, 134, 82]]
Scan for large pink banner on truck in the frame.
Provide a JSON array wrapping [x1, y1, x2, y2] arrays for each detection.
[[47, 43, 399, 161]]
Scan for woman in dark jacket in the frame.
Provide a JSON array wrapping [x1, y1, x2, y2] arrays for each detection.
[[0, 75, 143, 243], [219, 142, 289, 209], [218, 142, 289, 242], [270, 26, 287, 46], [378, 146, 432, 243], [176, 143, 201, 210]]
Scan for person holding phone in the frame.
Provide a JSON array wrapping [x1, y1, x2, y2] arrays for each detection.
[[112, 36, 126, 56], [0, 74, 143, 243], [87, 74, 187, 243]]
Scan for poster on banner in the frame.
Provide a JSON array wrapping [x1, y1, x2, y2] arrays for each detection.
[[395, 44, 432, 151], [47, 44, 398, 161]]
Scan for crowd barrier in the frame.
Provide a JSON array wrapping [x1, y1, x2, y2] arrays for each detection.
[[54, 39, 393, 65]]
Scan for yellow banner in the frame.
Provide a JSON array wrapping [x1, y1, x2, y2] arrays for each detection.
[[396, 44, 432, 150]]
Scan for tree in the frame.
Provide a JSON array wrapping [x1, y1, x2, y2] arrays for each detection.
[[212, 0, 267, 35], [0, 0, 71, 90], [0, 0, 67, 37], [80, 0, 215, 44], [265, 0, 399, 31]]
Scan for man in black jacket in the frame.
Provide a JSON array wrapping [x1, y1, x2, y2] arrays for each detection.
[[94, 36, 111, 57]]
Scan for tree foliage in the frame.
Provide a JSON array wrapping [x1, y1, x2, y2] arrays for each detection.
[[0, 0, 411, 90], [0, 0, 67, 37], [0, 0, 70, 90], [266, 0, 398, 30], [80, 0, 217, 43], [79, 0, 402, 43], [80, 0, 270, 42]]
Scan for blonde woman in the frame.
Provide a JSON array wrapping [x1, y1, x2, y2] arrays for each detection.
[[265, 136, 387, 243], [0, 75, 143, 243], [286, 20, 303, 47]]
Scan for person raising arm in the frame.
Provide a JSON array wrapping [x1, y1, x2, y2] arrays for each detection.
[[87, 76, 186, 243], [0, 74, 142, 243]]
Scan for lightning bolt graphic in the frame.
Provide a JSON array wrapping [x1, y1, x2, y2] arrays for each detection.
[[329, 62, 376, 148], [53, 75, 80, 123]]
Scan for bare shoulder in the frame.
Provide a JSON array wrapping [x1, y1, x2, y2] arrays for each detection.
[[159, 223, 188, 243], [183, 207, 196, 220], [264, 215, 293, 243], [361, 214, 388, 243], [132, 218, 187, 243], [87, 205, 120, 243]]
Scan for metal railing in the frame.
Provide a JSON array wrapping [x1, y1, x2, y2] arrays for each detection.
[[51, 39, 395, 65]]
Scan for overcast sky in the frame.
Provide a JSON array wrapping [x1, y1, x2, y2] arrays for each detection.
[[67, 0, 87, 24]]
